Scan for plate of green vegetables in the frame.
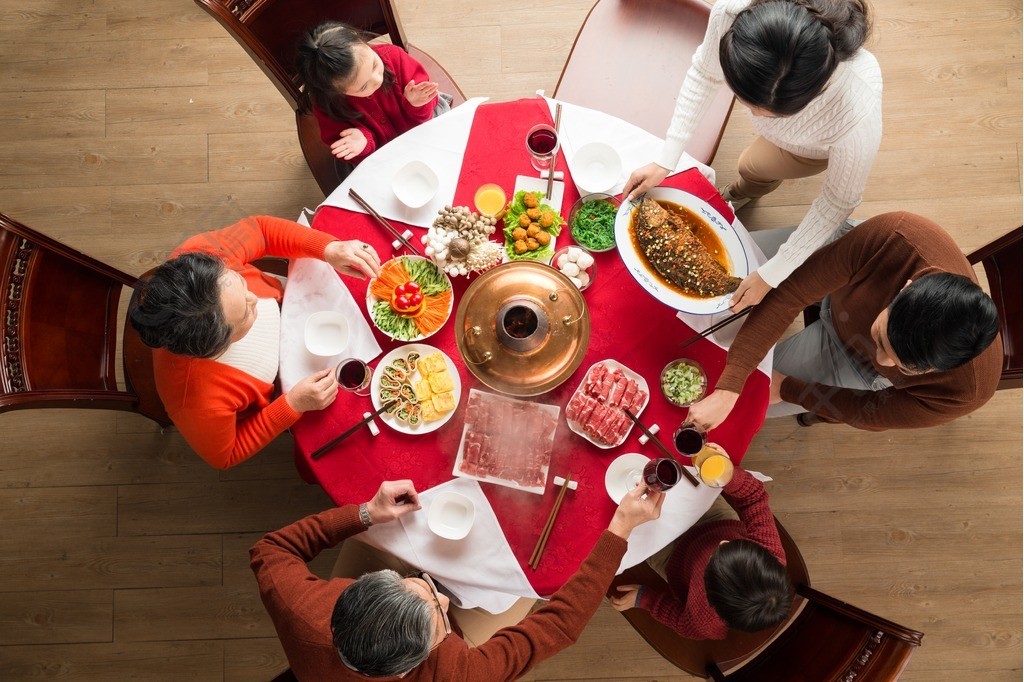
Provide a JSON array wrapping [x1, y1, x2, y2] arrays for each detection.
[[569, 193, 620, 252]]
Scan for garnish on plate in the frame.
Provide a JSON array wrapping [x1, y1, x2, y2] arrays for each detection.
[[368, 257, 453, 341]]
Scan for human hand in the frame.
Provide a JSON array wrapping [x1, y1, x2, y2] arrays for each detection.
[[729, 271, 772, 312], [607, 484, 665, 539], [324, 239, 381, 279], [769, 370, 787, 404], [285, 368, 339, 413], [330, 128, 368, 161], [623, 162, 671, 202], [687, 389, 739, 430], [609, 584, 643, 612], [404, 79, 438, 107], [365, 479, 422, 524]]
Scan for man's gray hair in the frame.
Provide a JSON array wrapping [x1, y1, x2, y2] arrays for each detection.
[[331, 569, 435, 677]]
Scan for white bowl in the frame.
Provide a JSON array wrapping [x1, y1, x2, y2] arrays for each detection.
[[604, 453, 650, 504], [427, 491, 475, 540], [392, 160, 439, 209], [304, 311, 349, 357], [572, 142, 623, 195]]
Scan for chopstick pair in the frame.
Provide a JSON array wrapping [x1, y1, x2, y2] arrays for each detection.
[[545, 104, 563, 200], [678, 306, 754, 349], [348, 189, 423, 256], [621, 408, 700, 487], [311, 401, 397, 461], [529, 472, 572, 570]]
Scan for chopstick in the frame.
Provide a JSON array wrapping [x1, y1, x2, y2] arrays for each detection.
[[545, 103, 563, 200], [529, 471, 572, 569], [348, 189, 423, 256], [311, 401, 397, 461], [678, 306, 754, 349], [621, 408, 700, 487]]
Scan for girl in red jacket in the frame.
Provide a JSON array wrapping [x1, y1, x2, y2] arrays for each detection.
[[296, 21, 451, 164]]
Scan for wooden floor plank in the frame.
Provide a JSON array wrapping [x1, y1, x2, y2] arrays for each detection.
[[223, 637, 289, 682], [0, 486, 116, 540], [0, 641, 223, 680], [114, 586, 275, 642], [0, 590, 112, 645], [0, 89, 105, 141]]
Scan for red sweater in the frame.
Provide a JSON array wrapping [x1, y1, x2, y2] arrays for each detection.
[[250, 506, 628, 681], [312, 44, 437, 163], [637, 468, 783, 640], [717, 212, 1002, 430], [153, 216, 337, 469]]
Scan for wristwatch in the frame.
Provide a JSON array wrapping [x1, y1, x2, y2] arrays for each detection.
[[358, 503, 373, 528]]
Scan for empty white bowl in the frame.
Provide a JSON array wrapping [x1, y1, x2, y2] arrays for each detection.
[[428, 491, 475, 540], [304, 311, 349, 357], [572, 142, 623, 195], [392, 160, 439, 209], [604, 453, 650, 504]]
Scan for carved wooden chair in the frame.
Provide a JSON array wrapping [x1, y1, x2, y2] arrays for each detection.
[[967, 226, 1022, 390], [553, 0, 734, 165], [612, 517, 924, 679], [194, 0, 467, 196], [0, 213, 170, 426]]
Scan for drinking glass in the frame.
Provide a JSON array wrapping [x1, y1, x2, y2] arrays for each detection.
[[642, 457, 684, 493], [336, 358, 371, 396], [692, 445, 735, 488], [526, 124, 559, 172], [672, 420, 707, 456], [473, 183, 507, 217]]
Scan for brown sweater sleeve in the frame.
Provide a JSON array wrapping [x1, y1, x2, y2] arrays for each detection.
[[717, 214, 906, 394], [453, 531, 628, 681]]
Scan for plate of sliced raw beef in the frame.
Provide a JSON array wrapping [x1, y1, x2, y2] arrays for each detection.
[[453, 389, 560, 495], [565, 360, 650, 449]]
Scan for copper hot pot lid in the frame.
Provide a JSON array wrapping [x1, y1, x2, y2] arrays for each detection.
[[454, 261, 591, 396]]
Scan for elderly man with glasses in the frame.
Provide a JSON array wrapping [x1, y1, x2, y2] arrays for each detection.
[[251, 479, 665, 680]]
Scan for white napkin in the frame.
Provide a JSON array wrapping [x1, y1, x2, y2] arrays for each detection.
[[318, 98, 487, 229], [618, 469, 773, 572], [542, 97, 716, 194], [278, 210, 383, 392], [359, 478, 540, 614]]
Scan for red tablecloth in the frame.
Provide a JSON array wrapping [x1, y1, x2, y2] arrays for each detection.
[[292, 98, 769, 596]]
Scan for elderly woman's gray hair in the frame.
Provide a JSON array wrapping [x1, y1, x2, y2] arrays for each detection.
[[331, 569, 436, 677]]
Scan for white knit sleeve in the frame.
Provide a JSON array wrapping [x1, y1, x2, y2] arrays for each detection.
[[655, 0, 742, 170], [756, 119, 882, 287]]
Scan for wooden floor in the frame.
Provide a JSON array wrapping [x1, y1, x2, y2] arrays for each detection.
[[0, 0, 1020, 680]]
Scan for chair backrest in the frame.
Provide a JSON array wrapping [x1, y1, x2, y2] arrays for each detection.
[[194, 0, 408, 111], [708, 585, 924, 681], [553, 0, 735, 165], [966, 226, 1022, 390], [612, 518, 810, 677]]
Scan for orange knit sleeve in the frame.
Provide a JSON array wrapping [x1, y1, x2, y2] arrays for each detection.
[[172, 216, 337, 268]]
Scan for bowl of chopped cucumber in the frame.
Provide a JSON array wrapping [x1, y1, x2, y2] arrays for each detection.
[[660, 358, 708, 407], [568, 193, 620, 252]]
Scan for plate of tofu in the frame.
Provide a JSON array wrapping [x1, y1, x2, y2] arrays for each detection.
[[370, 344, 461, 434]]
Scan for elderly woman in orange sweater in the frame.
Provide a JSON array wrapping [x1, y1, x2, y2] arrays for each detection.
[[129, 215, 380, 469]]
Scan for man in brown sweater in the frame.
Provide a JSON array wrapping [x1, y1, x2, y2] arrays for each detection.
[[689, 212, 1002, 431], [250, 479, 665, 680]]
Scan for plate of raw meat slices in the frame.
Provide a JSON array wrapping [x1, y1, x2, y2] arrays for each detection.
[[565, 360, 650, 449], [615, 187, 749, 315]]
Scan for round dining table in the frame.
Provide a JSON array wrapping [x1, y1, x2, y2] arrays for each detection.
[[289, 97, 770, 597]]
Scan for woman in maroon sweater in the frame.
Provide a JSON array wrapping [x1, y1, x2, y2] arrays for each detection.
[[296, 22, 445, 164], [611, 459, 792, 639]]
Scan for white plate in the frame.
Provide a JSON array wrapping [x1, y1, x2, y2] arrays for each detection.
[[615, 187, 749, 315], [370, 343, 461, 435], [427, 491, 475, 540], [605, 453, 650, 504], [365, 256, 453, 342], [571, 142, 623, 195], [565, 359, 650, 449]]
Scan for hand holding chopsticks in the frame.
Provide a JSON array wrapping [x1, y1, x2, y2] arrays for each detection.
[[529, 472, 572, 570], [678, 306, 754, 349]]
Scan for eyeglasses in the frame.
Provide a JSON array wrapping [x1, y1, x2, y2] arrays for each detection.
[[419, 572, 452, 650]]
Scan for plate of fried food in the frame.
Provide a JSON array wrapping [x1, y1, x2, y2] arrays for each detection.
[[370, 344, 461, 434], [615, 188, 749, 315], [502, 190, 563, 262]]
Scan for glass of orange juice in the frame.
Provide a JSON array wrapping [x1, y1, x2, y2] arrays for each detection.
[[474, 183, 507, 218], [692, 444, 734, 488]]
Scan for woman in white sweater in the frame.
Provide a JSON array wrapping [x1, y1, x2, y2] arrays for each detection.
[[624, 0, 882, 310]]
